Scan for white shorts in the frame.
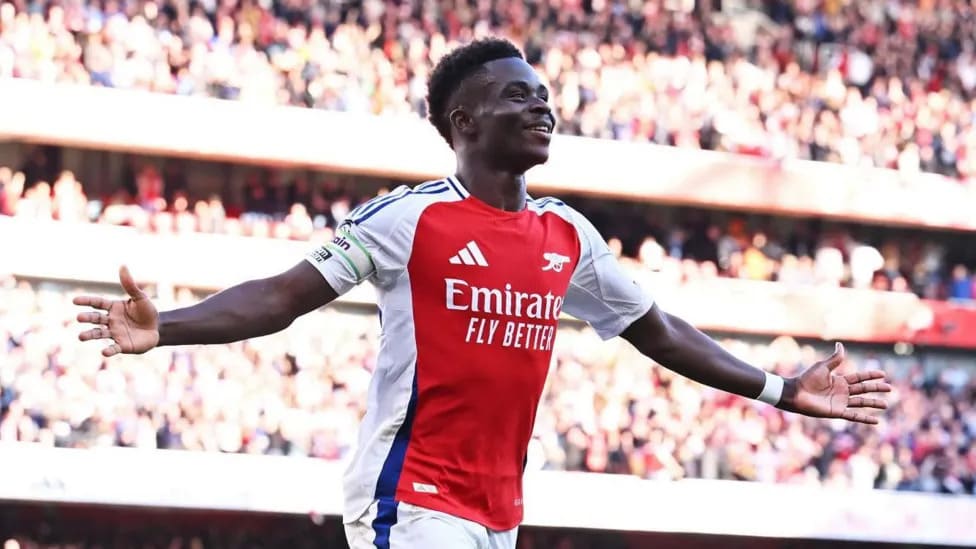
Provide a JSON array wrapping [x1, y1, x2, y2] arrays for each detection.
[[344, 499, 518, 549]]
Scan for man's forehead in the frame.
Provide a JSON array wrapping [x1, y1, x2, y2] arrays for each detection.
[[480, 57, 543, 87]]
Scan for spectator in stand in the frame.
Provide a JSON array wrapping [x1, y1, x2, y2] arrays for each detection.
[[0, 167, 18, 216], [49, 171, 88, 223], [950, 265, 975, 301], [6, 1, 976, 182]]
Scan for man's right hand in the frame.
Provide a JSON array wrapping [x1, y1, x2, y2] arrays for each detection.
[[74, 265, 160, 357]]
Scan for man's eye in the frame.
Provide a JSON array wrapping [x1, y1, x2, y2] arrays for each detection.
[[509, 91, 526, 100]]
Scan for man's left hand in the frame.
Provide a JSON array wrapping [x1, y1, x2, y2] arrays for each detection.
[[780, 343, 891, 424]]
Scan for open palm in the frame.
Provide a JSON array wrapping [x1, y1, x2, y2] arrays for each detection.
[[74, 266, 160, 357], [788, 343, 891, 424]]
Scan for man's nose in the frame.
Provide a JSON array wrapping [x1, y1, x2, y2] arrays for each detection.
[[528, 97, 552, 118]]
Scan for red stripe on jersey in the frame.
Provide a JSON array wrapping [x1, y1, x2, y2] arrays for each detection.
[[394, 196, 580, 530]]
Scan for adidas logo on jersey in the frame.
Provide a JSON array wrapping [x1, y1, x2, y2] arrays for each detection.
[[449, 241, 489, 267]]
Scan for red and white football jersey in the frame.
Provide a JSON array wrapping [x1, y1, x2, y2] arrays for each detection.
[[305, 177, 653, 536]]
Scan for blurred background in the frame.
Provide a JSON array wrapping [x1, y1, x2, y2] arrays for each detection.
[[2, 0, 976, 547]]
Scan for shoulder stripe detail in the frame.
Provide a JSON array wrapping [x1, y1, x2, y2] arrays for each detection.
[[350, 180, 444, 220], [445, 176, 468, 199], [416, 179, 447, 191], [347, 187, 410, 220], [527, 197, 575, 224], [533, 197, 566, 208], [353, 186, 415, 220], [354, 185, 452, 223], [349, 180, 448, 223]]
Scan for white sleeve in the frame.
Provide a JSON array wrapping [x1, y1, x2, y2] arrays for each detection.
[[304, 220, 377, 295], [303, 188, 409, 294], [562, 208, 654, 340]]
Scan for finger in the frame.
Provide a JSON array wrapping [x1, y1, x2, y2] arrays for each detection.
[[73, 295, 111, 310], [76, 311, 109, 325], [841, 410, 879, 425], [848, 396, 888, 410], [849, 381, 893, 395], [826, 342, 846, 370], [79, 327, 114, 342], [102, 343, 122, 357], [119, 265, 148, 301], [844, 370, 887, 384]]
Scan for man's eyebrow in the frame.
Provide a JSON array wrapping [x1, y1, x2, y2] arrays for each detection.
[[501, 80, 550, 94]]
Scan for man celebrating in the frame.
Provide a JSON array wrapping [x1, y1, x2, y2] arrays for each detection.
[[75, 37, 890, 549]]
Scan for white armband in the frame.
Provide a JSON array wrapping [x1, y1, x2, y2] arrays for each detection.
[[305, 223, 376, 294], [757, 371, 784, 406], [325, 224, 374, 282]]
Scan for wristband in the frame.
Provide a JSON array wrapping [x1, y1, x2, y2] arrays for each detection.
[[757, 371, 784, 406]]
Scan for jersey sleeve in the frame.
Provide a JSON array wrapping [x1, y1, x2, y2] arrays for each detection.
[[303, 188, 410, 294], [563, 208, 654, 340]]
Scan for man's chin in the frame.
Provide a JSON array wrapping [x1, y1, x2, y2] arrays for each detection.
[[493, 145, 550, 173], [518, 146, 550, 170]]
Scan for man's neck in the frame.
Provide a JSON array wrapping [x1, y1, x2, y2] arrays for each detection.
[[455, 157, 527, 213]]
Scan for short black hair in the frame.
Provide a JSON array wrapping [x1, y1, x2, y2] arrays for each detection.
[[426, 37, 524, 147]]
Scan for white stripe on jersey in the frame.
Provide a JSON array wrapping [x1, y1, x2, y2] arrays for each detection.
[[465, 241, 489, 267]]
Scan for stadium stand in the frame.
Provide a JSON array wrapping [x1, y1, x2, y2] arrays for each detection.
[[5, 0, 976, 180], [2, 155, 976, 301]]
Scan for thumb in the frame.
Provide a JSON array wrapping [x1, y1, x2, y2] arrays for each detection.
[[826, 342, 846, 370], [119, 265, 148, 301]]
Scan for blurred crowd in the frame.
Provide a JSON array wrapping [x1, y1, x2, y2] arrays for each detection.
[[2, 277, 974, 496], [3, 159, 975, 301], [537, 327, 975, 494], [0, 155, 373, 243], [6, 0, 976, 181]]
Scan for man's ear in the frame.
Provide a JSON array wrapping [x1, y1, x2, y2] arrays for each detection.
[[449, 107, 477, 140]]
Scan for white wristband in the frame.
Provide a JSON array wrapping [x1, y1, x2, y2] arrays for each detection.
[[757, 371, 784, 406]]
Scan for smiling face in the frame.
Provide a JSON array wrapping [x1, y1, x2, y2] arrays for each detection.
[[451, 57, 556, 173]]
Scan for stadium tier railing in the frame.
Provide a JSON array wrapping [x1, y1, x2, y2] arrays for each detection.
[[0, 443, 973, 546], [1, 78, 976, 231], [5, 215, 975, 348]]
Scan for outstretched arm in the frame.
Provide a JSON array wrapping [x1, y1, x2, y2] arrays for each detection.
[[559, 205, 891, 425], [621, 304, 891, 424], [75, 262, 337, 356], [157, 261, 337, 346], [75, 183, 420, 357]]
